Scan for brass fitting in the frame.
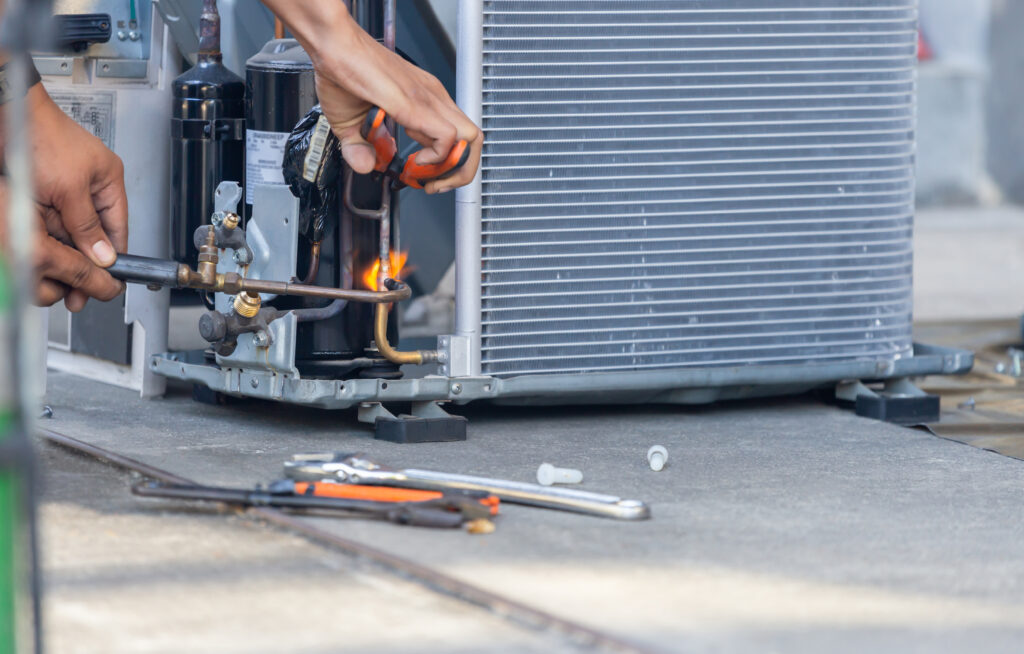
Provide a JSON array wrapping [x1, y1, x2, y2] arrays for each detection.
[[196, 228, 219, 286], [222, 212, 240, 230], [233, 292, 261, 318]]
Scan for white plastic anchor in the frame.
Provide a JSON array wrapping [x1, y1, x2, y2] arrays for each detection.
[[647, 445, 668, 472], [536, 463, 583, 486]]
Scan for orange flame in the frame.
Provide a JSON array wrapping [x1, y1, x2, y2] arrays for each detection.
[[363, 251, 409, 291]]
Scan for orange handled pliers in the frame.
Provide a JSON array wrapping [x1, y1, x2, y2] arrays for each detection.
[[360, 106, 470, 190]]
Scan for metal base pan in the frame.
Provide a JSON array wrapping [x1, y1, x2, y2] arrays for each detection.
[[150, 343, 973, 411]]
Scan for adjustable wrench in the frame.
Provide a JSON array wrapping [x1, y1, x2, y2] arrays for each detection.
[[284, 453, 651, 521]]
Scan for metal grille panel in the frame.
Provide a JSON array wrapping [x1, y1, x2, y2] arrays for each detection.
[[479, 0, 917, 378]]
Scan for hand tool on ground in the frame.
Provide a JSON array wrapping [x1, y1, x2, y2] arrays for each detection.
[[361, 106, 470, 190], [283, 453, 651, 521], [276, 479, 500, 517], [132, 480, 491, 528]]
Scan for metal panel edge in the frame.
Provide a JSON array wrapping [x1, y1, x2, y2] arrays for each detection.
[[151, 343, 971, 410], [453, 0, 482, 376]]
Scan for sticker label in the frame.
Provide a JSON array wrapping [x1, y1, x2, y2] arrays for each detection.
[[46, 89, 116, 150], [302, 115, 332, 183], [245, 130, 290, 203]]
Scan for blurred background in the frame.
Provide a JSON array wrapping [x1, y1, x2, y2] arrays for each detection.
[[905, 0, 1024, 323]]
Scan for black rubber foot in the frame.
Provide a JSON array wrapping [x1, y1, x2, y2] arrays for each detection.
[[855, 393, 941, 425], [374, 415, 468, 443]]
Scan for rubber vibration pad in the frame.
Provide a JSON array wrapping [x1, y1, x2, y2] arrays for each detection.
[[855, 393, 941, 426], [374, 415, 468, 443]]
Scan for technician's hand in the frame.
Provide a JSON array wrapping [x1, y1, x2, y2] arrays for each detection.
[[27, 83, 128, 311], [0, 182, 125, 309], [260, 0, 482, 194]]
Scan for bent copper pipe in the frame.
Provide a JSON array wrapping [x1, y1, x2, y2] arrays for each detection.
[[108, 254, 410, 304]]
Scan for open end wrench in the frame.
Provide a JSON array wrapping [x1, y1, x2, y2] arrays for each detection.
[[284, 454, 651, 521]]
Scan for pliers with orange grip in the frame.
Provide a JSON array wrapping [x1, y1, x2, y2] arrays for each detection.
[[360, 106, 470, 190]]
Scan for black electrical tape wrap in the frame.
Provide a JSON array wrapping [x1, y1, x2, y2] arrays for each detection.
[[106, 254, 182, 288], [281, 104, 342, 243]]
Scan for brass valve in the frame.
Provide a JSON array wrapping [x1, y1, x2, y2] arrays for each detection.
[[233, 292, 261, 318]]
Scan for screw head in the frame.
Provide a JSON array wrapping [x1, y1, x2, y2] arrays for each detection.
[[128, 30, 141, 41], [451, 383, 463, 394], [117, 30, 127, 40], [210, 211, 226, 227], [232, 250, 250, 265], [250, 378, 259, 389], [253, 332, 270, 348]]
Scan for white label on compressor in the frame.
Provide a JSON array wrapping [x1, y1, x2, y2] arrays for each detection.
[[47, 89, 116, 150], [245, 129, 290, 203]]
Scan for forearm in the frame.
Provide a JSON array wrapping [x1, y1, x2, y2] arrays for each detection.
[[259, 0, 361, 70]]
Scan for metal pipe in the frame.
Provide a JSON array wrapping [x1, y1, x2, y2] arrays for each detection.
[[198, 0, 221, 58], [238, 277, 408, 303], [455, 0, 483, 376], [300, 241, 321, 284], [374, 302, 437, 365], [107, 253, 411, 303]]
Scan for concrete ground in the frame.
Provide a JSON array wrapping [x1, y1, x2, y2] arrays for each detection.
[[34, 205, 1024, 653]]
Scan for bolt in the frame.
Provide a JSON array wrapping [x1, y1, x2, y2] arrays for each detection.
[[1010, 349, 1024, 377], [117, 30, 127, 41], [59, 61, 69, 71], [451, 383, 463, 394], [647, 445, 668, 472], [250, 378, 259, 389], [536, 463, 582, 486], [39, 406, 53, 420], [128, 30, 141, 41], [253, 332, 270, 348], [232, 250, 249, 265], [210, 211, 226, 227]]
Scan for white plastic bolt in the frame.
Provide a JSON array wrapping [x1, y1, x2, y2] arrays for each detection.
[[536, 463, 583, 486], [647, 446, 668, 472]]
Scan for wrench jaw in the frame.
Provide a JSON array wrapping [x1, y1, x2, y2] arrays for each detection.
[[284, 453, 399, 484]]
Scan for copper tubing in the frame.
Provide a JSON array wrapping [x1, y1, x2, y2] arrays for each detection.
[[301, 241, 321, 284], [199, 0, 221, 57], [274, 17, 285, 39], [374, 303, 438, 365], [123, 259, 411, 304], [237, 277, 409, 303]]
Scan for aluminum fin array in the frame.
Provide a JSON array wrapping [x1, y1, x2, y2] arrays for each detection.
[[479, 0, 917, 378]]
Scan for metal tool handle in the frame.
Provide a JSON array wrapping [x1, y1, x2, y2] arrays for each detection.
[[107, 254, 183, 288], [392, 469, 650, 520]]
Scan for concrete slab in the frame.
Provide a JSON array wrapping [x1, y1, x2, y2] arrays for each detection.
[[37, 371, 1024, 653], [39, 442, 564, 654]]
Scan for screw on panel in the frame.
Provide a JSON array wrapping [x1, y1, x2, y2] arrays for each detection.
[[451, 383, 463, 394], [250, 378, 259, 389]]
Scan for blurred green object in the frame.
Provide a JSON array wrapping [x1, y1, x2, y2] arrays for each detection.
[[0, 252, 32, 652]]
